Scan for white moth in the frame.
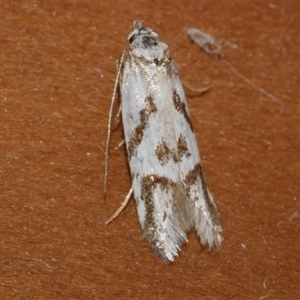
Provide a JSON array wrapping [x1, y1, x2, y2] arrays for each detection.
[[105, 21, 223, 262]]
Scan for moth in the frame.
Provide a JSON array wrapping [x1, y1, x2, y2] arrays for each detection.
[[105, 21, 223, 262]]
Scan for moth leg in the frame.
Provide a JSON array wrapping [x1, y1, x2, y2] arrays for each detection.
[[113, 104, 122, 124], [105, 187, 133, 225], [114, 139, 125, 150]]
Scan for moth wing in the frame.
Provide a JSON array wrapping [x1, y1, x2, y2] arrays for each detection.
[[170, 74, 223, 248], [121, 60, 193, 261]]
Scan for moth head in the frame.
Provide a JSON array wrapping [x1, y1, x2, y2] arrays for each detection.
[[128, 21, 158, 44], [128, 21, 167, 64]]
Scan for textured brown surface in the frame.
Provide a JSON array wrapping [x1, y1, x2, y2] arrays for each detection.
[[1, 2, 299, 299]]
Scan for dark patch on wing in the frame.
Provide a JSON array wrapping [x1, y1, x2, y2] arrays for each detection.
[[141, 174, 176, 249], [155, 135, 191, 166], [183, 163, 217, 220], [127, 95, 157, 159], [172, 89, 194, 132], [155, 139, 179, 166], [177, 134, 191, 159]]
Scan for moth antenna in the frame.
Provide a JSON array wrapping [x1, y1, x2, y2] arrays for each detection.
[[104, 43, 127, 195]]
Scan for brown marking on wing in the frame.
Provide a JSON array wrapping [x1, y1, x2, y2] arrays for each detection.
[[155, 139, 180, 166], [172, 89, 194, 132], [183, 163, 208, 201], [177, 134, 191, 159], [160, 50, 175, 77], [141, 174, 176, 246], [183, 163, 220, 224], [127, 95, 157, 159], [155, 134, 191, 166]]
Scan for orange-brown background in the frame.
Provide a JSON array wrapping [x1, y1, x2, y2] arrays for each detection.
[[1, 2, 299, 299]]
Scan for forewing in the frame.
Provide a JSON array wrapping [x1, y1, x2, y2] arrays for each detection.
[[170, 73, 223, 248], [121, 58, 192, 261]]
